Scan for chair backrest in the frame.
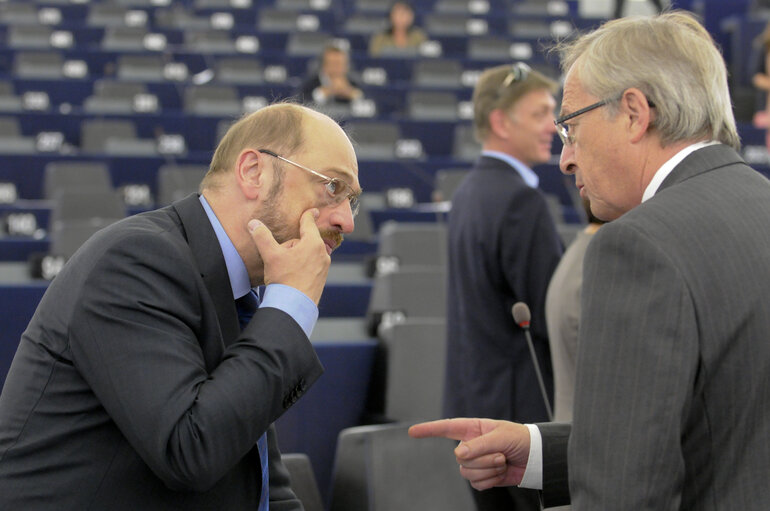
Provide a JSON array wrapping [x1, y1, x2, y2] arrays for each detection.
[[216, 58, 263, 84], [50, 218, 118, 259], [80, 118, 157, 155], [346, 121, 401, 161], [8, 25, 53, 49], [281, 453, 324, 511], [184, 30, 237, 53], [87, 3, 129, 26], [509, 19, 551, 39], [183, 85, 241, 116], [452, 123, 481, 162], [0, 116, 22, 137], [425, 13, 485, 36], [467, 36, 512, 60], [13, 51, 64, 79], [157, 164, 208, 205], [412, 59, 463, 89], [0, 3, 39, 25], [49, 189, 126, 227], [344, 13, 387, 35], [101, 26, 149, 51], [117, 55, 167, 82], [43, 161, 112, 199], [407, 91, 458, 121], [376, 221, 447, 268], [367, 266, 447, 328], [286, 32, 333, 56], [329, 423, 475, 511], [380, 319, 448, 422], [433, 168, 469, 202], [84, 80, 149, 114]]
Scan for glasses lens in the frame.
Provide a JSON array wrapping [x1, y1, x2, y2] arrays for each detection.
[[556, 124, 569, 146], [323, 180, 360, 217]]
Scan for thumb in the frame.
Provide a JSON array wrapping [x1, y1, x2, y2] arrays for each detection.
[[248, 219, 279, 258], [456, 430, 498, 461]]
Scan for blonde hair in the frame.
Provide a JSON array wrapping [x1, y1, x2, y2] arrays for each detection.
[[201, 103, 306, 191], [556, 10, 740, 150], [472, 64, 559, 142]]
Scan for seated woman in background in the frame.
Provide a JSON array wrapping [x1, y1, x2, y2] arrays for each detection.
[[368, 1, 427, 57]]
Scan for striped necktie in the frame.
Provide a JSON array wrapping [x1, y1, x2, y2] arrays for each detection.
[[235, 289, 269, 511]]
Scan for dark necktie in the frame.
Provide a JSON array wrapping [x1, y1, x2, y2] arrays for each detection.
[[235, 289, 269, 511]]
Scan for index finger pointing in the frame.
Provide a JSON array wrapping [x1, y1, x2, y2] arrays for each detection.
[[408, 418, 478, 441]]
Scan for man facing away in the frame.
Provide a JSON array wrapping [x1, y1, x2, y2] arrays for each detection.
[[0, 103, 362, 510], [443, 62, 563, 511]]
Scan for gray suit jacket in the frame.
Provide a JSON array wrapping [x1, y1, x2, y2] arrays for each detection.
[[0, 194, 324, 510], [539, 144, 770, 509]]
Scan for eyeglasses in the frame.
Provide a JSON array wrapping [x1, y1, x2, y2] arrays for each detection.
[[554, 99, 610, 147], [258, 149, 360, 217], [497, 62, 531, 97], [555, 95, 656, 146]]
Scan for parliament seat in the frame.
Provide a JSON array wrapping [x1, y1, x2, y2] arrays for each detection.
[[281, 453, 324, 511], [329, 423, 474, 511], [183, 84, 242, 117], [43, 161, 113, 200], [380, 318, 447, 422], [156, 164, 208, 206], [79, 119, 157, 156]]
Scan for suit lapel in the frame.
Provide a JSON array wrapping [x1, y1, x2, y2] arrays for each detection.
[[172, 193, 241, 346]]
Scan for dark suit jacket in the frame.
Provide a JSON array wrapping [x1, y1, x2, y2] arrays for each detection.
[[444, 155, 563, 423], [538, 144, 770, 510], [0, 194, 324, 510]]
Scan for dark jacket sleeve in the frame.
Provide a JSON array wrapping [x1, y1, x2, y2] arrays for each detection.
[[69, 231, 324, 492], [537, 422, 571, 508]]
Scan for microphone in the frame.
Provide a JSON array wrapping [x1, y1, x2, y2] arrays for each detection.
[[512, 302, 554, 421]]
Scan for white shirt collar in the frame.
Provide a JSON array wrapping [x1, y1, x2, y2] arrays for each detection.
[[641, 140, 718, 202]]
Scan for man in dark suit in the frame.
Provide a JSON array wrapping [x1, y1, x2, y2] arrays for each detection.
[[0, 103, 361, 509], [411, 11, 770, 510], [443, 62, 563, 510]]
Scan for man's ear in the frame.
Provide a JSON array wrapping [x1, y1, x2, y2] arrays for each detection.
[[622, 88, 653, 143], [236, 149, 264, 200], [488, 108, 511, 139]]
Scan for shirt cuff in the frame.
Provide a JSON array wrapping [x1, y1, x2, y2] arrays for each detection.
[[518, 424, 543, 490], [260, 284, 318, 339]]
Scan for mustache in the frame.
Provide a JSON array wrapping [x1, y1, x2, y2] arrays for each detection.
[[320, 229, 344, 250]]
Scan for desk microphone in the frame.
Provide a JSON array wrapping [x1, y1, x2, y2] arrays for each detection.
[[512, 302, 554, 421]]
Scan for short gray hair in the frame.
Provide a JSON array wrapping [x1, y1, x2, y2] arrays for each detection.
[[556, 11, 739, 150]]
